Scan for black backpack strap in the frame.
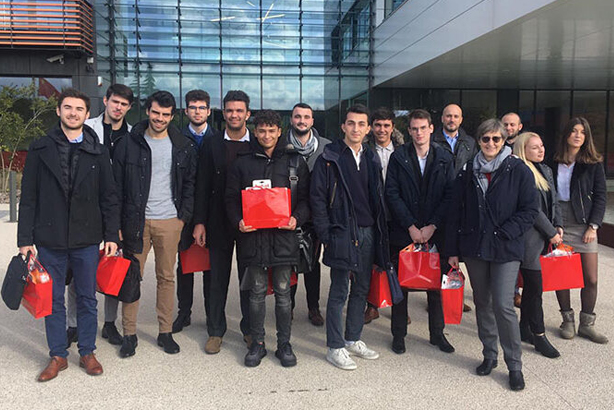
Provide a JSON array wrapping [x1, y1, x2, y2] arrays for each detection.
[[288, 154, 300, 208]]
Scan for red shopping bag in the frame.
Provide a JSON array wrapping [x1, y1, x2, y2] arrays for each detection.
[[266, 270, 298, 295], [367, 266, 393, 308], [97, 250, 131, 296], [21, 256, 53, 319], [441, 268, 464, 325], [398, 243, 441, 290], [540, 243, 584, 292], [180, 243, 211, 273], [242, 187, 291, 229]]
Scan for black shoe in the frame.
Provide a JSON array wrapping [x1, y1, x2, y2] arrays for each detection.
[[520, 322, 534, 345], [157, 333, 180, 354], [509, 370, 525, 391], [245, 342, 267, 367], [476, 358, 498, 376], [172, 314, 191, 334], [275, 342, 297, 367], [391, 336, 406, 354], [534, 334, 560, 358], [430, 334, 455, 353], [119, 335, 138, 358], [102, 322, 123, 345], [66, 327, 78, 349]]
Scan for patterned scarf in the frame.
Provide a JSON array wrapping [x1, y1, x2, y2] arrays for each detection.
[[289, 130, 317, 158], [473, 145, 512, 195]]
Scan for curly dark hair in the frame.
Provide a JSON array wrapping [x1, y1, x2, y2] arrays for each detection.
[[253, 109, 282, 128]]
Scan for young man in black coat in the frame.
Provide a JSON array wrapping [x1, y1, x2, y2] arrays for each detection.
[[113, 91, 197, 357], [310, 104, 389, 371], [385, 109, 456, 354], [18, 88, 120, 381], [191, 90, 255, 354], [173, 89, 217, 335], [225, 110, 310, 367]]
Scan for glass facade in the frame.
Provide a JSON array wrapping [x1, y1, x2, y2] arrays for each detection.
[[94, 0, 371, 133]]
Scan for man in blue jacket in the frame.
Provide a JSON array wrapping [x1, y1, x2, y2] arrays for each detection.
[[310, 104, 389, 370], [385, 109, 456, 355]]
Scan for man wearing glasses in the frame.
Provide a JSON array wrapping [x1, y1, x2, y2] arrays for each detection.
[[173, 90, 217, 334]]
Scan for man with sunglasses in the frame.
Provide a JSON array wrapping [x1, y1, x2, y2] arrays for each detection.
[[173, 90, 217, 334]]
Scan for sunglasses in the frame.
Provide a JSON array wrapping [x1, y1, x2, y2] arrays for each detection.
[[480, 136, 503, 143]]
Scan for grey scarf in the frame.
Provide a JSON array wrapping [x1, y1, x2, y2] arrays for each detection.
[[289, 129, 317, 158], [473, 145, 512, 195]]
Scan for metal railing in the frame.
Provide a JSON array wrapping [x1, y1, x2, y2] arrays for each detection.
[[0, 0, 94, 54]]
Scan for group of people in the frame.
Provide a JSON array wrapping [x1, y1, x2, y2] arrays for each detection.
[[16, 85, 607, 392]]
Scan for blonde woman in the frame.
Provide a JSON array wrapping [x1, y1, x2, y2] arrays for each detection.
[[513, 132, 562, 358]]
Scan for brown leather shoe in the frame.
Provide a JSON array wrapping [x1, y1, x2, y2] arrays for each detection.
[[205, 336, 223, 354], [463, 303, 472, 312], [364, 306, 380, 324], [308, 308, 324, 326], [79, 353, 103, 376], [38, 356, 68, 382]]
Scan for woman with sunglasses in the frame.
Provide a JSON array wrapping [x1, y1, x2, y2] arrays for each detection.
[[447, 119, 538, 391], [513, 132, 561, 358], [552, 117, 607, 344]]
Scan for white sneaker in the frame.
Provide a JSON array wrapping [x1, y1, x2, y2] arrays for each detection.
[[326, 347, 357, 370], [345, 340, 379, 360]]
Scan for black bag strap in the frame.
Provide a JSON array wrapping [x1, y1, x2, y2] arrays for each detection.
[[288, 154, 300, 208]]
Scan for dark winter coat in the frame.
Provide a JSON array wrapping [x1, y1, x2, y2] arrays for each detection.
[[446, 155, 538, 262], [385, 142, 455, 248], [18, 125, 120, 249], [112, 120, 197, 254], [178, 124, 217, 252], [310, 139, 389, 271], [432, 128, 478, 175], [552, 161, 606, 227], [225, 140, 311, 267], [193, 130, 255, 249]]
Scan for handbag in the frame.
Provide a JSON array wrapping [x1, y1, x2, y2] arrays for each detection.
[[2, 252, 30, 310], [398, 243, 441, 290], [115, 254, 142, 303]]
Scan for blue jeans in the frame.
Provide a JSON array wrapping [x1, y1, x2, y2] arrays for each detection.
[[326, 226, 374, 349], [38, 245, 99, 358]]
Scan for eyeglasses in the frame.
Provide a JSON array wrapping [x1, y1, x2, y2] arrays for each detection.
[[480, 136, 503, 144], [188, 105, 208, 111]]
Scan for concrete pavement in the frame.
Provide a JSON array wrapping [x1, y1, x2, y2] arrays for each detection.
[[1, 205, 614, 409]]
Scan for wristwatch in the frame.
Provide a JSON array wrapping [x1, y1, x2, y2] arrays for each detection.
[[589, 223, 599, 231]]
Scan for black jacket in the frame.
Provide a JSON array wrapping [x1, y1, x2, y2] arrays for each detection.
[[446, 155, 538, 262], [432, 128, 478, 175], [18, 125, 120, 249], [178, 124, 217, 252], [385, 142, 455, 248], [552, 161, 606, 227], [113, 120, 197, 254], [310, 139, 389, 271], [193, 130, 255, 248], [225, 141, 311, 267]]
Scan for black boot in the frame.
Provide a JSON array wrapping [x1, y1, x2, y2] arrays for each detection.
[[534, 334, 560, 358], [157, 333, 180, 354], [119, 335, 138, 358], [172, 313, 191, 334], [509, 370, 525, 391], [476, 359, 497, 376], [102, 322, 123, 345]]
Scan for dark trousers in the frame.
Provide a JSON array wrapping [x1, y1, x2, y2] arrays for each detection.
[[38, 245, 99, 358], [175, 253, 209, 319], [390, 244, 445, 338], [519, 268, 545, 334], [290, 260, 321, 311], [205, 243, 250, 337], [249, 265, 292, 346], [326, 226, 374, 349]]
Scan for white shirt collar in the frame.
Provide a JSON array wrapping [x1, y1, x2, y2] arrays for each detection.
[[224, 128, 250, 142]]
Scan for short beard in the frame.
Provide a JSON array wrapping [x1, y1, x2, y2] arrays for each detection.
[[444, 125, 458, 134], [60, 119, 84, 130], [190, 120, 206, 128], [292, 126, 311, 137], [226, 123, 245, 132]]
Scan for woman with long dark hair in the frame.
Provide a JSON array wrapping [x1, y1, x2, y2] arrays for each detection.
[[553, 117, 608, 344], [513, 132, 561, 358], [447, 119, 538, 391]]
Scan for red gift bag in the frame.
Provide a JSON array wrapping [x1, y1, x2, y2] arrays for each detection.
[[540, 244, 584, 292], [398, 243, 441, 290], [21, 256, 53, 319], [180, 243, 211, 274], [266, 270, 298, 295], [242, 187, 291, 229], [367, 267, 393, 308], [441, 268, 464, 325], [97, 250, 131, 296]]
